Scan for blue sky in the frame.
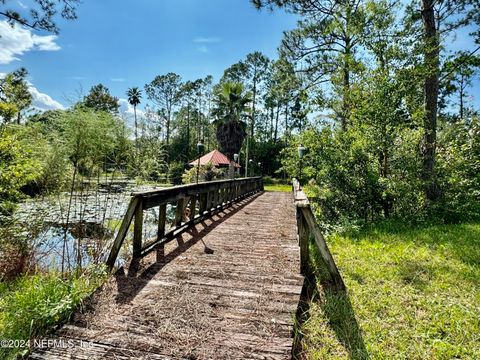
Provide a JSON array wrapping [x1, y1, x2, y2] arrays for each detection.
[[0, 0, 298, 111], [0, 0, 478, 114]]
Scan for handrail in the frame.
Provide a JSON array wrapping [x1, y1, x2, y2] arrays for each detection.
[[106, 177, 263, 270], [293, 179, 345, 291]]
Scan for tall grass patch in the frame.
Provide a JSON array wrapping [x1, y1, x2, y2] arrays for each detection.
[[0, 266, 106, 359], [298, 221, 480, 359]]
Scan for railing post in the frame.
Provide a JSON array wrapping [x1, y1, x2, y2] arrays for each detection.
[[157, 203, 167, 241], [213, 187, 219, 208], [189, 195, 197, 221], [220, 187, 224, 206], [209, 190, 213, 209], [199, 192, 207, 214], [133, 199, 143, 257], [297, 206, 310, 275], [175, 198, 186, 226]]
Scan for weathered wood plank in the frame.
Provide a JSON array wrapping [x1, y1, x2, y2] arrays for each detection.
[[300, 206, 345, 290], [105, 196, 140, 270], [132, 199, 143, 257], [174, 197, 185, 227], [157, 203, 166, 240], [30, 192, 302, 360], [188, 195, 196, 222], [297, 207, 310, 275]]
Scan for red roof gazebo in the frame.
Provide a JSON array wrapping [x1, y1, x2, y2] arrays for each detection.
[[189, 150, 240, 168]]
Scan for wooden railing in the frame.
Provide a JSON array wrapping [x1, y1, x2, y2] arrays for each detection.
[[293, 179, 345, 291], [106, 177, 264, 270]]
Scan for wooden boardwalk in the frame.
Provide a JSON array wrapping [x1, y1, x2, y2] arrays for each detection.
[[29, 191, 304, 359]]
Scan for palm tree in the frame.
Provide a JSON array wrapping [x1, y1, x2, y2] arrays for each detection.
[[212, 82, 252, 177], [126, 87, 142, 151]]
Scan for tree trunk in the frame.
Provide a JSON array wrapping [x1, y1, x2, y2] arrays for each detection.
[[186, 103, 190, 160], [134, 105, 138, 151], [245, 134, 249, 177], [166, 113, 170, 147], [341, 37, 351, 131], [274, 104, 280, 142], [270, 106, 274, 141], [459, 75, 465, 119], [251, 77, 256, 141], [284, 101, 288, 139], [421, 0, 440, 201]]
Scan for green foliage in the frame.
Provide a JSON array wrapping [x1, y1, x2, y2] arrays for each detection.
[[254, 140, 285, 177], [436, 117, 480, 221], [300, 220, 480, 359], [61, 108, 126, 175], [0, 0, 79, 33], [282, 128, 377, 227], [0, 127, 42, 206], [212, 82, 251, 159], [0, 68, 32, 124], [0, 102, 17, 123], [136, 139, 167, 182], [14, 123, 70, 195], [168, 161, 186, 185], [182, 163, 226, 184], [282, 112, 478, 229], [0, 266, 107, 359], [144, 72, 183, 147], [80, 84, 120, 114], [1, 107, 131, 204]]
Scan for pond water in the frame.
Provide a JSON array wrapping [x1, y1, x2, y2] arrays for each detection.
[[11, 182, 176, 271]]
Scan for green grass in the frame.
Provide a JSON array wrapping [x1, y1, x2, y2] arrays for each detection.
[[299, 221, 480, 359], [0, 266, 107, 359], [264, 184, 292, 192]]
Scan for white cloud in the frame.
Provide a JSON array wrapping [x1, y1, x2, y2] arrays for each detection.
[[196, 45, 209, 53], [119, 98, 145, 119], [111, 78, 126, 82], [28, 85, 65, 111], [193, 37, 221, 43], [118, 99, 150, 136], [0, 72, 64, 111], [0, 21, 61, 64]]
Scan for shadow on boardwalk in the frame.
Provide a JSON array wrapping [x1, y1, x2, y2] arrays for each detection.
[[113, 194, 261, 305], [30, 191, 304, 359]]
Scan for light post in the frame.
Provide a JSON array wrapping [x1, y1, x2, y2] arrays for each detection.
[[196, 141, 205, 184], [257, 162, 261, 177], [249, 159, 253, 177], [233, 153, 239, 179], [298, 144, 306, 186]]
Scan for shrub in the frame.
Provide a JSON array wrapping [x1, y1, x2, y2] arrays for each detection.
[[0, 127, 42, 203], [168, 161, 187, 185], [182, 163, 227, 184]]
